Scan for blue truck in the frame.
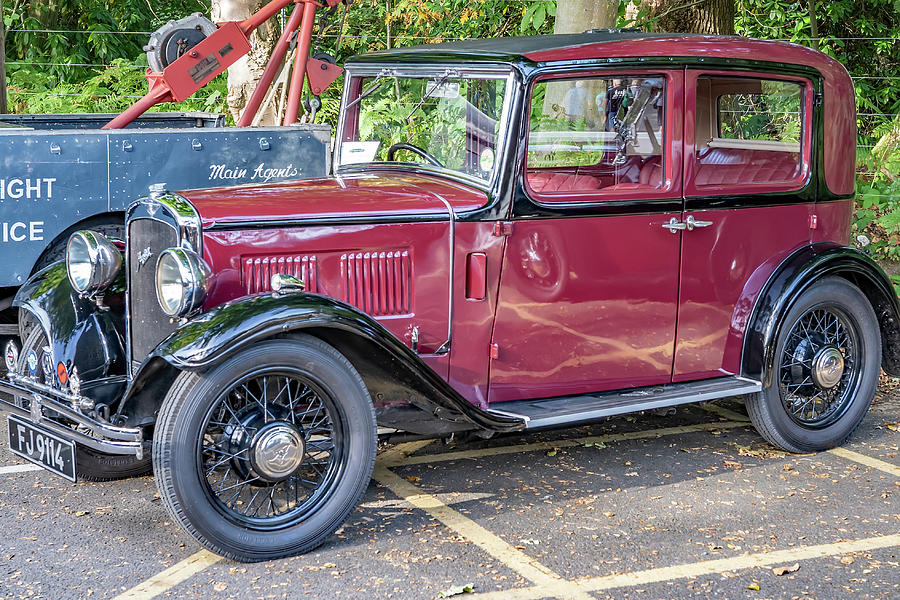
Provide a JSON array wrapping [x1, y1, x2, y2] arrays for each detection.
[[0, 112, 331, 334]]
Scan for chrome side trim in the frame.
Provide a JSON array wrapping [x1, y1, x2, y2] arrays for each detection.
[[486, 377, 762, 430], [385, 175, 455, 355]]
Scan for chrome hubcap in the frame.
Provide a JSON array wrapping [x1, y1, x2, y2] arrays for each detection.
[[251, 423, 305, 481], [811, 346, 845, 389]]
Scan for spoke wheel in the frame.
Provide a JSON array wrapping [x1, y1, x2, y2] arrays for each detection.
[[778, 306, 860, 428], [153, 336, 376, 562], [747, 277, 880, 453], [200, 370, 343, 529]]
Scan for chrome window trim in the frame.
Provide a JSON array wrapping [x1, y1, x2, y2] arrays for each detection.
[[335, 64, 518, 191]]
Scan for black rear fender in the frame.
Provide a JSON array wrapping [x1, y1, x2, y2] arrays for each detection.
[[743, 244, 900, 384], [122, 293, 523, 434]]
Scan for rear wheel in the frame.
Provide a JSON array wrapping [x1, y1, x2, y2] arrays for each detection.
[[17, 326, 151, 481], [747, 277, 881, 453], [152, 336, 376, 562]]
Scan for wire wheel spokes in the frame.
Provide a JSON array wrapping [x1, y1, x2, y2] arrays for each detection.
[[779, 306, 859, 428], [199, 370, 342, 528]]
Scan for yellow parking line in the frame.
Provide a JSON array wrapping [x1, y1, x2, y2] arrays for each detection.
[[699, 402, 750, 422], [372, 465, 594, 600], [382, 421, 750, 467], [0, 463, 42, 475], [474, 532, 900, 600], [111, 550, 222, 600], [829, 447, 900, 478]]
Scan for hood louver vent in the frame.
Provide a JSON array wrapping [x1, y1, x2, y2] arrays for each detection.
[[243, 255, 318, 295], [340, 251, 411, 316]]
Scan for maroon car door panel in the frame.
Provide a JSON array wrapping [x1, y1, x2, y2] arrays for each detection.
[[488, 69, 684, 402], [674, 70, 817, 381]]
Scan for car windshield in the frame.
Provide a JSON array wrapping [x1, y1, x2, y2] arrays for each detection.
[[337, 70, 512, 184]]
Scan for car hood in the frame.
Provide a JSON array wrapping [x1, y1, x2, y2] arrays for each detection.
[[180, 171, 488, 228]]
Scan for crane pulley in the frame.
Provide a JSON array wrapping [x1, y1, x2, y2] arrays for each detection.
[[104, 0, 350, 129]]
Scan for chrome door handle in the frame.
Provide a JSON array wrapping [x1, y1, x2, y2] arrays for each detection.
[[685, 215, 713, 231], [662, 217, 686, 233]]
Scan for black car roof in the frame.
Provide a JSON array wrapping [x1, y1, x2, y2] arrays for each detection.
[[346, 30, 675, 64]]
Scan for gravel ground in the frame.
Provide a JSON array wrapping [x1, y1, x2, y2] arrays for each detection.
[[1, 381, 898, 600]]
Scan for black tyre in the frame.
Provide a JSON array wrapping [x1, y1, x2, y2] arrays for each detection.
[[17, 326, 151, 481], [152, 336, 376, 562], [746, 277, 881, 453]]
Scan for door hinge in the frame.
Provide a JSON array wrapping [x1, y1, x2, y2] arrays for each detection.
[[809, 214, 818, 230], [814, 92, 824, 107], [492, 221, 513, 237], [490, 343, 500, 360]]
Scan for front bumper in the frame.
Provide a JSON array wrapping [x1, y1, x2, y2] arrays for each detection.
[[0, 374, 145, 458]]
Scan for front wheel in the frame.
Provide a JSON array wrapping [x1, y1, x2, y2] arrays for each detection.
[[747, 277, 881, 453], [152, 336, 376, 562]]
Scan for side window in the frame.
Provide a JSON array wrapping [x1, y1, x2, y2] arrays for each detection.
[[694, 75, 807, 190], [525, 75, 667, 200]]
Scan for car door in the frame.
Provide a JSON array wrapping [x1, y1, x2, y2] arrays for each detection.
[[488, 69, 684, 403], [674, 69, 817, 382]]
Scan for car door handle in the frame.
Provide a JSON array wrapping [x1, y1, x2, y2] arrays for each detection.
[[662, 217, 686, 233], [685, 215, 713, 231]]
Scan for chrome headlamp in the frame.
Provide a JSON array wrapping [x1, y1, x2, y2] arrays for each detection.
[[66, 230, 123, 296], [155, 248, 210, 317]]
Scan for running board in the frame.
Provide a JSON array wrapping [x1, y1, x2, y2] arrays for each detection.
[[486, 377, 761, 430]]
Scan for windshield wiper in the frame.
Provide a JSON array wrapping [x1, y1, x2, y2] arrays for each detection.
[[405, 72, 451, 123], [344, 76, 387, 110]]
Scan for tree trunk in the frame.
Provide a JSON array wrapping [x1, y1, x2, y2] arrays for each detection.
[[0, 0, 7, 114], [211, 0, 279, 124], [553, 0, 619, 35], [544, 1, 620, 122], [632, 0, 735, 35]]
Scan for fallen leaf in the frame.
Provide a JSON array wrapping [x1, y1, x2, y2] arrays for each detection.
[[407, 476, 420, 483], [546, 449, 558, 457], [840, 556, 854, 565], [772, 563, 800, 576], [75, 511, 90, 517], [438, 584, 475, 597], [213, 582, 227, 592], [603, 512, 615, 517], [723, 460, 743, 470], [747, 583, 760, 591]]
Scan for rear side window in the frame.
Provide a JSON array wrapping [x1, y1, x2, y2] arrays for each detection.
[[693, 75, 808, 190], [525, 75, 668, 201]]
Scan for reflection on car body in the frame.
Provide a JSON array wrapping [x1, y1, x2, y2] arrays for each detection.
[[2, 29, 898, 563]]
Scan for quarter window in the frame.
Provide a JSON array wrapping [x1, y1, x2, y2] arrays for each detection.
[[525, 75, 668, 200], [693, 75, 807, 189]]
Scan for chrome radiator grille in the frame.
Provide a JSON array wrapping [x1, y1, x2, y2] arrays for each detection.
[[127, 218, 179, 366]]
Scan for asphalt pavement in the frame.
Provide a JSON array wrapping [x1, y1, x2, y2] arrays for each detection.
[[2, 382, 899, 600]]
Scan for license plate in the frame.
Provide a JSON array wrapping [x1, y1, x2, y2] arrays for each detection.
[[7, 415, 76, 482]]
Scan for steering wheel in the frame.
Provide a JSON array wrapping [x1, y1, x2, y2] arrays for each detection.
[[386, 143, 444, 167]]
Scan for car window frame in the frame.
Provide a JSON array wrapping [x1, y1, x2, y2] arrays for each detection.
[[521, 68, 684, 208], [684, 69, 814, 198]]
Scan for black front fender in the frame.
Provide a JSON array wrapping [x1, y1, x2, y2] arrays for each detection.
[[131, 292, 523, 432], [13, 262, 127, 386], [743, 244, 900, 384]]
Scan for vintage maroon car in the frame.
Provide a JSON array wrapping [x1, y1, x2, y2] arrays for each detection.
[[3, 30, 899, 562]]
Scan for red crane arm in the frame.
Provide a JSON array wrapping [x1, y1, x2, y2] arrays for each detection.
[[104, 0, 344, 129]]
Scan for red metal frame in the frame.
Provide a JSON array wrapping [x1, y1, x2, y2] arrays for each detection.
[[104, 0, 343, 130]]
